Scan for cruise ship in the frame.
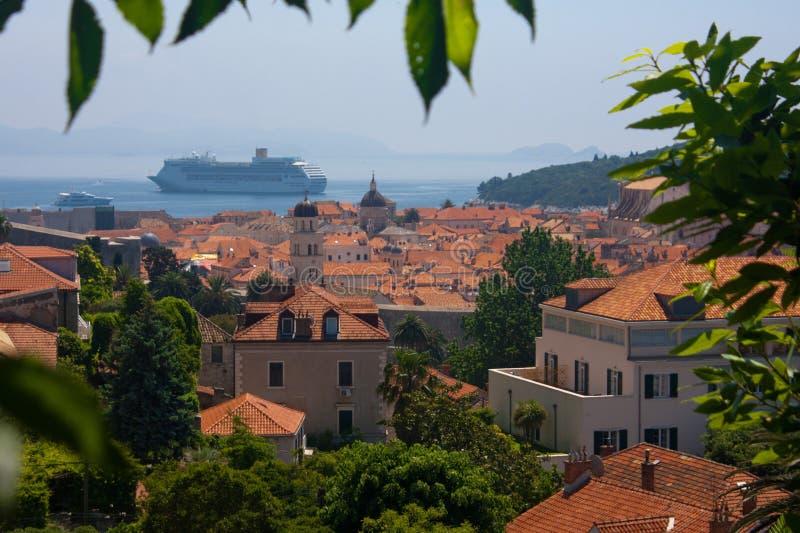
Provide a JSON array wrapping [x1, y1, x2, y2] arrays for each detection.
[[148, 148, 327, 194]]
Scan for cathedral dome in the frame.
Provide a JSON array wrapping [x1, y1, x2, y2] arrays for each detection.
[[360, 174, 387, 207], [293, 195, 319, 218]]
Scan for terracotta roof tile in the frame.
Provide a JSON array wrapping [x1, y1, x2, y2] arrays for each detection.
[[0, 244, 79, 293], [234, 285, 389, 342], [197, 313, 232, 344], [201, 393, 304, 436], [593, 516, 674, 533], [0, 322, 57, 367]]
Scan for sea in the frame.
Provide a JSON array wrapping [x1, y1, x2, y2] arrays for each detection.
[[0, 176, 482, 219]]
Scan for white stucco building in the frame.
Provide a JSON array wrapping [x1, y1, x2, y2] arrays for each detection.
[[489, 257, 794, 456]]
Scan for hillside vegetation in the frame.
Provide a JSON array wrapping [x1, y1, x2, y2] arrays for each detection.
[[477, 148, 664, 208]]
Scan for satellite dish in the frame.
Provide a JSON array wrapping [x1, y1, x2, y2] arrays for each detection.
[[590, 454, 606, 477]]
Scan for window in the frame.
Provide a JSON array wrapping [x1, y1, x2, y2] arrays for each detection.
[[356, 254, 361, 260], [211, 345, 223, 364], [268, 361, 284, 388], [313, 244, 318, 255], [543, 352, 558, 385], [593, 429, 628, 455], [607, 369, 622, 395], [326, 316, 339, 337], [338, 361, 353, 387], [599, 325, 625, 345], [644, 427, 678, 450], [631, 329, 676, 346], [280, 316, 294, 337], [569, 318, 596, 339], [644, 373, 678, 399], [307, 244, 312, 255], [328, 255, 332, 261], [681, 327, 710, 343], [574, 361, 589, 394], [543, 313, 567, 332], [338, 408, 353, 435]]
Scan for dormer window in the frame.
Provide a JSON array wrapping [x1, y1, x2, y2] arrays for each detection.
[[279, 311, 295, 339], [324, 311, 339, 340]]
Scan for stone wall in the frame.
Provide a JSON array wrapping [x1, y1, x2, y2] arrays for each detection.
[[377, 304, 473, 343]]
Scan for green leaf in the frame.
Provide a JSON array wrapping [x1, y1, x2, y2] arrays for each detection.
[[694, 397, 727, 414], [752, 447, 780, 465], [739, 262, 788, 282], [174, 0, 234, 44], [405, 0, 449, 117], [621, 52, 648, 63], [659, 41, 686, 56], [505, 0, 535, 39], [66, 0, 104, 131], [672, 328, 733, 356], [443, 0, 478, 85], [283, 0, 309, 16], [0, 0, 24, 33], [629, 71, 694, 95], [628, 112, 694, 130], [347, 0, 375, 28], [689, 91, 738, 136], [608, 152, 669, 179], [729, 286, 778, 325], [609, 91, 650, 113], [114, 0, 163, 48], [693, 366, 731, 382], [0, 357, 127, 470]]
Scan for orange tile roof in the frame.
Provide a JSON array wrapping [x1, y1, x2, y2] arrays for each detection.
[[0, 244, 79, 293], [234, 285, 389, 342], [593, 516, 674, 533], [201, 393, 304, 436], [197, 313, 232, 344], [0, 322, 57, 367], [544, 257, 798, 321], [323, 262, 392, 276], [427, 368, 485, 400], [414, 290, 474, 308], [14, 246, 76, 259], [508, 443, 786, 533]]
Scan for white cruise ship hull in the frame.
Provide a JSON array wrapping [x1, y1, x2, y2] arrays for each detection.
[[148, 150, 327, 194]]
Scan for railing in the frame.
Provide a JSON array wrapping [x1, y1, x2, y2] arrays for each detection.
[[516, 366, 568, 390]]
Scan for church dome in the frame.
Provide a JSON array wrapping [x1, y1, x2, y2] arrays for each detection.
[[140, 232, 161, 248], [360, 174, 387, 207], [293, 195, 319, 218]]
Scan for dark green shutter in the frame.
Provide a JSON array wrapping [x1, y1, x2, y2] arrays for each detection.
[[574, 360, 579, 391], [593, 431, 603, 455], [607, 369, 612, 395], [669, 427, 678, 450], [618, 372, 623, 395], [669, 373, 679, 397], [644, 374, 654, 399], [644, 428, 657, 445], [584, 363, 589, 394], [619, 429, 628, 450]]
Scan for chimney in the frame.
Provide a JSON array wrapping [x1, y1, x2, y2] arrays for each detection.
[[641, 449, 659, 491], [564, 448, 591, 485], [739, 482, 756, 515], [709, 502, 731, 533], [599, 443, 615, 458], [213, 387, 226, 406]]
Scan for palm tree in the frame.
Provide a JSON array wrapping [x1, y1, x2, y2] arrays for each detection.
[[513, 400, 547, 446], [113, 264, 134, 291], [378, 348, 432, 415], [393, 314, 446, 362], [152, 270, 191, 300], [246, 270, 273, 301], [192, 275, 242, 316]]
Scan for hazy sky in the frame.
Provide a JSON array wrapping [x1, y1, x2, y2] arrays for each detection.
[[1, 1, 797, 154]]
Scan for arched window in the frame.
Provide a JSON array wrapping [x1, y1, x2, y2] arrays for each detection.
[[313, 244, 318, 255], [307, 244, 312, 255]]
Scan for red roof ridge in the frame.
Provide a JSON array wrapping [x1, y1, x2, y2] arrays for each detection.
[[0, 243, 79, 291], [201, 392, 305, 436]]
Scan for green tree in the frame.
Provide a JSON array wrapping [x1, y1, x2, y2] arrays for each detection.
[[192, 275, 242, 316], [403, 208, 421, 224], [246, 270, 273, 301], [88, 312, 120, 358], [512, 400, 547, 446], [378, 348, 433, 416], [219, 420, 276, 471], [611, 26, 800, 528], [440, 198, 455, 209], [0, 2, 535, 128], [120, 278, 152, 318], [142, 246, 180, 282], [361, 504, 476, 533], [139, 462, 281, 533], [321, 441, 514, 532], [74, 244, 113, 304], [393, 314, 444, 359], [113, 264, 134, 291], [456, 227, 607, 386], [390, 389, 559, 513], [56, 327, 95, 380], [209, 313, 237, 335], [151, 270, 191, 301], [0, 213, 11, 242], [107, 301, 198, 461]]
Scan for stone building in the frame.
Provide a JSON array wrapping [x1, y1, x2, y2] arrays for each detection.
[[358, 174, 395, 235], [197, 313, 234, 397], [289, 195, 323, 284]]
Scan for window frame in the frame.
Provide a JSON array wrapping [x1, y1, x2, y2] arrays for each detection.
[[337, 407, 354, 436], [644, 426, 678, 450], [210, 345, 223, 364], [268, 361, 284, 388], [607, 368, 623, 395], [338, 360, 354, 388]]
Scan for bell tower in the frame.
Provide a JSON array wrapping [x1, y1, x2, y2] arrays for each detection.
[[290, 193, 323, 284]]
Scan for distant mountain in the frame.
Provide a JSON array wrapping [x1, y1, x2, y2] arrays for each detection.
[[477, 148, 665, 209]]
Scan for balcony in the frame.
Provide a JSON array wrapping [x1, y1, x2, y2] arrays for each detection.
[[506, 366, 568, 390]]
